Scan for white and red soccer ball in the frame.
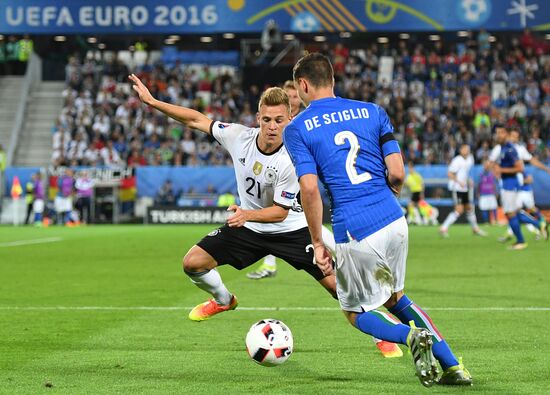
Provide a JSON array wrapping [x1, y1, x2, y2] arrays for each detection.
[[245, 319, 293, 367]]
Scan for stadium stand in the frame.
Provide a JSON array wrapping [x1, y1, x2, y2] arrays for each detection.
[[47, 30, 550, 171]]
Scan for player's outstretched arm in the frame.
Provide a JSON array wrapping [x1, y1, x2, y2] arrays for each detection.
[[226, 204, 288, 227], [529, 156, 550, 174], [129, 74, 212, 134], [385, 153, 405, 195]]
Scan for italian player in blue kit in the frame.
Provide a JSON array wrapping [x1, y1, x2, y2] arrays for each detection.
[[492, 125, 542, 250], [283, 53, 472, 387]]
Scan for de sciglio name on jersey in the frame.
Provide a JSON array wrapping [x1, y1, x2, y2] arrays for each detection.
[[303, 107, 370, 131]]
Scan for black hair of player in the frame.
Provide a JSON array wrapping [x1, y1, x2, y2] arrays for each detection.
[[293, 53, 334, 88]]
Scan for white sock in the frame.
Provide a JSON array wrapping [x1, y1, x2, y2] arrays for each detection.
[[322, 225, 336, 253], [187, 269, 232, 305], [442, 211, 459, 230], [466, 210, 479, 231], [507, 226, 514, 236], [526, 223, 539, 234], [262, 254, 277, 270]]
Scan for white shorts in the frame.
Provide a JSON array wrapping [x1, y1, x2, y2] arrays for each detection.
[[32, 199, 44, 214], [518, 191, 535, 210], [478, 195, 498, 211], [335, 216, 407, 313], [501, 190, 520, 213], [54, 196, 73, 213]]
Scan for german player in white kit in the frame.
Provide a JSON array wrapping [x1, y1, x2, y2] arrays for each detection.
[[439, 144, 486, 237], [129, 76, 329, 312], [247, 80, 337, 281]]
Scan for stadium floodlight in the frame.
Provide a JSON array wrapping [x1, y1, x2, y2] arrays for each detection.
[[314, 35, 326, 42], [377, 37, 389, 43], [98, 43, 106, 49], [399, 33, 410, 39], [54, 36, 66, 42], [339, 32, 352, 38], [0, 35, 4, 40], [429, 35, 440, 41], [164, 39, 177, 45], [200, 36, 213, 43], [489, 36, 497, 42], [87, 37, 97, 44], [457, 31, 469, 37], [223, 33, 235, 39], [168, 35, 181, 40], [546, 34, 550, 40], [284, 34, 295, 40]]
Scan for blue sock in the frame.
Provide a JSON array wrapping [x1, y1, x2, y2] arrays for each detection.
[[64, 212, 71, 224], [389, 295, 459, 370], [492, 209, 497, 222], [518, 211, 540, 228], [508, 215, 525, 243], [34, 213, 42, 222], [355, 310, 410, 345], [481, 210, 489, 223]]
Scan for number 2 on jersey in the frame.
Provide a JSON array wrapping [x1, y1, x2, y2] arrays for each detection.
[[334, 131, 372, 185]]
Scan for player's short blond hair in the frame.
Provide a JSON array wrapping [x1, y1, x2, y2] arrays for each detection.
[[258, 87, 291, 114], [282, 80, 296, 91]]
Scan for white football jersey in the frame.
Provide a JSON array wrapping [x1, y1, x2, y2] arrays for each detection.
[[212, 121, 307, 234], [489, 144, 532, 163], [448, 154, 474, 192]]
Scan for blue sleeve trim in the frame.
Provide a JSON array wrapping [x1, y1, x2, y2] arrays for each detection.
[[382, 140, 401, 157], [295, 163, 318, 178]]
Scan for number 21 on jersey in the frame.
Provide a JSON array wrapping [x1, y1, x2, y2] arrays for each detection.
[[334, 131, 372, 185]]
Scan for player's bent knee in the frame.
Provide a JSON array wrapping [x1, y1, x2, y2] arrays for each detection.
[[343, 310, 358, 326], [183, 245, 216, 273], [383, 291, 404, 309]]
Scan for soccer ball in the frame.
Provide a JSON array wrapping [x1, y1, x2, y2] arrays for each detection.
[[245, 319, 293, 367]]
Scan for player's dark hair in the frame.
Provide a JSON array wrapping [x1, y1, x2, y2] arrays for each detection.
[[492, 123, 507, 133], [293, 53, 334, 88]]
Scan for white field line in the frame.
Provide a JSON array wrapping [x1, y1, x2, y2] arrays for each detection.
[[0, 306, 549, 312], [0, 237, 63, 248]]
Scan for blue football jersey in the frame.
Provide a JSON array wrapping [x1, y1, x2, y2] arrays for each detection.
[[499, 142, 520, 191], [283, 97, 403, 243]]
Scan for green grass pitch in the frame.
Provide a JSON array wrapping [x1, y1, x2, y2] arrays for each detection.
[[0, 224, 549, 394]]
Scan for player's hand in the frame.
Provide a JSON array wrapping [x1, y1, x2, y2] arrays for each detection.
[[493, 166, 501, 178], [314, 244, 333, 276], [128, 74, 155, 106], [227, 205, 247, 227]]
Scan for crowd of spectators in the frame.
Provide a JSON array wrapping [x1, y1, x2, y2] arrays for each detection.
[[52, 29, 550, 167], [52, 54, 252, 167], [323, 29, 550, 164]]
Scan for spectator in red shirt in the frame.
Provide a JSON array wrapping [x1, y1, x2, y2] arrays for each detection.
[[127, 149, 147, 167]]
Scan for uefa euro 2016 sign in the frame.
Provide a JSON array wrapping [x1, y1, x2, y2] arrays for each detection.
[[1, 0, 549, 34]]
